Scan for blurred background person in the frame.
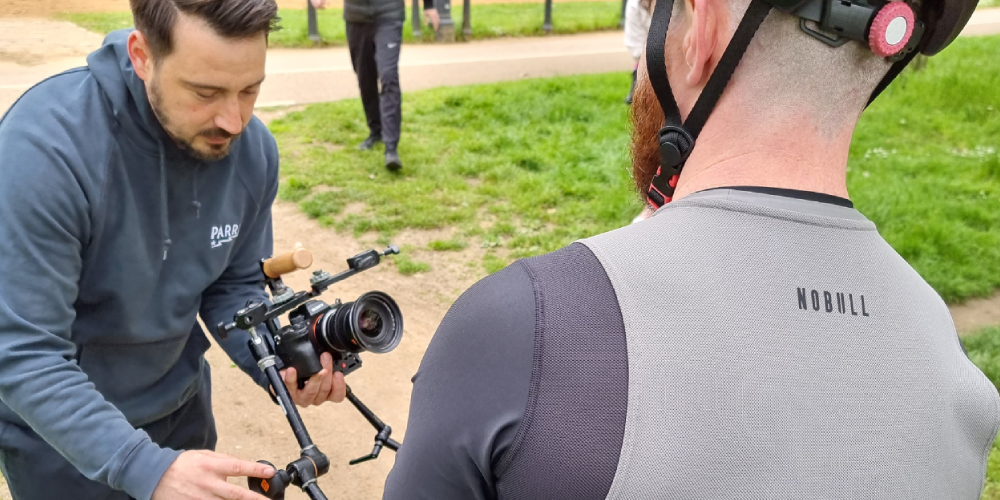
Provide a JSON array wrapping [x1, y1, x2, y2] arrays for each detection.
[[312, 0, 439, 172], [623, 0, 653, 105]]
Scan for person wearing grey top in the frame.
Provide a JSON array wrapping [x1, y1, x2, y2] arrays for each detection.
[[382, 0, 997, 497]]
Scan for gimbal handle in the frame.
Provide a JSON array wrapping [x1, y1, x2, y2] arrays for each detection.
[[262, 245, 313, 279]]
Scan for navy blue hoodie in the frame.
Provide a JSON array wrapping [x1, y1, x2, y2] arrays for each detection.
[[0, 30, 278, 499]]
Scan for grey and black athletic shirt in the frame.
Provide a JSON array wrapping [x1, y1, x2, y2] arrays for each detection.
[[383, 187, 1000, 500]]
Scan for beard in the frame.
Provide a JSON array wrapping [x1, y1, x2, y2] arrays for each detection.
[[629, 75, 666, 199], [148, 78, 240, 162]]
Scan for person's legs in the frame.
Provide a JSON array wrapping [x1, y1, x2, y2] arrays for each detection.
[[346, 21, 383, 147], [373, 19, 403, 170], [625, 63, 638, 105], [0, 369, 216, 500]]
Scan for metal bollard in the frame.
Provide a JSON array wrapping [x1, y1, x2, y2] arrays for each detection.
[[462, 0, 472, 37], [307, 0, 321, 43], [543, 0, 553, 33]]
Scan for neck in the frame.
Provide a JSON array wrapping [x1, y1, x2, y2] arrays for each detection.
[[671, 101, 855, 201]]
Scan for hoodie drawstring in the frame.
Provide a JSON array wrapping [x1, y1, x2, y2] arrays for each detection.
[[192, 169, 201, 219], [159, 141, 172, 261]]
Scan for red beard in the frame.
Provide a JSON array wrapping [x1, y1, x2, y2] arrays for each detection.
[[629, 75, 666, 199]]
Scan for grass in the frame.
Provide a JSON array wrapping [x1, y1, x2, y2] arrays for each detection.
[[429, 239, 467, 251], [393, 253, 432, 275], [849, 36, 1000, 303], [271, 35, 1000, 297], [269, 71, 637, 274], [58, 2, 622, 48], [961, 326, 1000, 499]]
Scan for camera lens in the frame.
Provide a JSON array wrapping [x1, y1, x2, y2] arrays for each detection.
[[313, 291, 403, 354]]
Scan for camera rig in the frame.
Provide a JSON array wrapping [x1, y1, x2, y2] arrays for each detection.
[[216, 245, 403, 500]]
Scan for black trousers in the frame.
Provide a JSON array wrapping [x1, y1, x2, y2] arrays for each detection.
[[346, 19, 404, 150], [0, 371, 217, 500]]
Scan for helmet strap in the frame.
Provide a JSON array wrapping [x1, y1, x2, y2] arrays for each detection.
[[645, 0, 773, 209], [866, 49, 919, 106]]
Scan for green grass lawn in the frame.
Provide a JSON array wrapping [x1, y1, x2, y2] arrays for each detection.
[[850, 37, 1000, 303], [59, 1, 621, 48], [269, 71, 638, 274], [961, 326, 1000, 499], [269, 35, 1000, 301]]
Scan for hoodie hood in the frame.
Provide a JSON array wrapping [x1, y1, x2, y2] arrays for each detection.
[[87, 29, 198, 260], [87, 29, 171, 156]]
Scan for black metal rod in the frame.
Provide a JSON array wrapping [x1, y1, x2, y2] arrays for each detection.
[[263, 364, 315, 449], [543, 0, 553, 33], [462, 0, 471, 36], [345, 386, 386, 430], [413, 0, 422, 37], [305, 482, 329, 500], [619, 0, 627, 28], [385, 437, 401, 451]]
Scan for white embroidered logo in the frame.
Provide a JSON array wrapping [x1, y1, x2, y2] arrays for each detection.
[[210, 224, 240, 249]]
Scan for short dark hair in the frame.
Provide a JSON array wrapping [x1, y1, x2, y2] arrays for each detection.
[[130, 0, 280, 57]]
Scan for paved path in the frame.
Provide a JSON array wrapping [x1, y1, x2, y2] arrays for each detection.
[[256, 32, 633, 108], [3, 8, 1000, 115], [0, 29, 633, 114]]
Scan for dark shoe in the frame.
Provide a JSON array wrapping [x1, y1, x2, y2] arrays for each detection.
[[625, 68, 637, 105], [358, 135, 383, 150], [385, 150, 402, 172]]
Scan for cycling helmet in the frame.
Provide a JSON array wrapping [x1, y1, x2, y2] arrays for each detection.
[[643, 0, 980, 208]]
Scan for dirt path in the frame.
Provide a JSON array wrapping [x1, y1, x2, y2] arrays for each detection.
[[0, 17, 102, 65], [201, 201, 487, 499]]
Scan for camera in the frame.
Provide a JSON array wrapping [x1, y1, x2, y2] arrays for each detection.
[[219, 245, 406, 500], [275, 291, 403, 383]]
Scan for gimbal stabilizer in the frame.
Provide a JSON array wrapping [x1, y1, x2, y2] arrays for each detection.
[[217, 246, 403, 500]]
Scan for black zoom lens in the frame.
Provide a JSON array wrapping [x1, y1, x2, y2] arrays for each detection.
[[313, 291, 403, 355]]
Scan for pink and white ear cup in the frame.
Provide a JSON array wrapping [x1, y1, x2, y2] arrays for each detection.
[[869, 1, 916, 57]]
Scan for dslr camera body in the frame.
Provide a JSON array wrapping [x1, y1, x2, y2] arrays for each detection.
[[275, 291, 402, 384]]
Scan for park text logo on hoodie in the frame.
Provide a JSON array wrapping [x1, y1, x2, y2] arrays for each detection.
[[211, 224, 240, 249]]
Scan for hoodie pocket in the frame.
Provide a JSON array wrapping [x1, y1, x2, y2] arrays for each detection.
[[77, 331, 211, 425]]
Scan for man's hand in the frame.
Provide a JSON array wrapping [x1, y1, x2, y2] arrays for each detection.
[[311, 0, 329, 9], [152, 450, 274, 500], [281, 352, 347, 407], [424, 8, 441, 31]]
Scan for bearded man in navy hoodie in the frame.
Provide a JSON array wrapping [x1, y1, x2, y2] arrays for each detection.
[[0, 1, 347, 499]]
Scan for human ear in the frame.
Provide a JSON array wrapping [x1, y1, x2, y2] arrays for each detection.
[[683, 0, 723, 87], [128, 31, 154, 81]]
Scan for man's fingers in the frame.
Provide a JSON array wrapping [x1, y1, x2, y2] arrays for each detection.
[[211, 457, 275, 479], [314, 353, 335, 404], [331, 371, 347, 403], [300, 368, 326, 406], [283, 367, 300, 400], [214, 481, 270, 500]]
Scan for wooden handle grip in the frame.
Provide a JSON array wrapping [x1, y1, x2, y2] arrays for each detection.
[[263, 248, 313, 278]]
